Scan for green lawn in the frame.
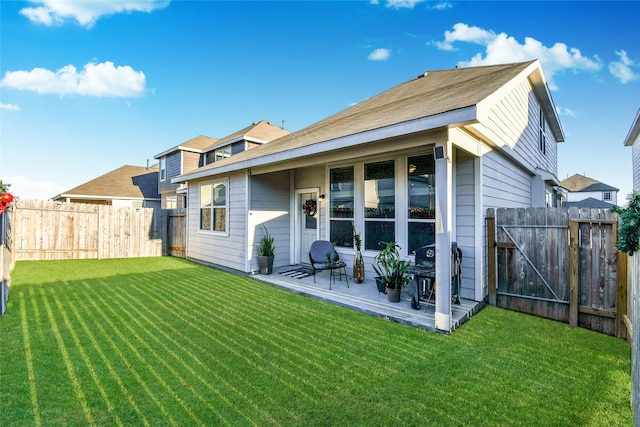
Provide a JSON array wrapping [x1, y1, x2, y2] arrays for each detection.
[[0, 257, 632, 426]]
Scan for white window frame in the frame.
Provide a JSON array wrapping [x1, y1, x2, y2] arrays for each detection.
[[160, 157, 167, 181], [603, 191, 612, 201], [199, 179, 229, 235]]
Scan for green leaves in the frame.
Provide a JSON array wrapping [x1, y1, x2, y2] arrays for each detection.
[[611, 191, 640, 255]]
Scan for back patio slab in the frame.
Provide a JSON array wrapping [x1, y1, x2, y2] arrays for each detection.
[[250, 265, 485, 333]]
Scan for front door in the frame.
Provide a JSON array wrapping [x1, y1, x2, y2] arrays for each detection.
[[297, 190, 319, 264]]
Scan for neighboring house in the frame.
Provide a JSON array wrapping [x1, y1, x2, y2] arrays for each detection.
[[52, 164, 161, 208], [623, 108, 640, 192], [173, 60, 564, 332], [154, 135, 218, 209], [560, 173, 619, 207], [154, 120, 289, 209]]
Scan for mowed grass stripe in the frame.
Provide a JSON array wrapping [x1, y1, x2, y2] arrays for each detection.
[[79, 282, 211, 427], [77, 284, 182, 427], [126, 273, 321, 403], [40, 291, 95, 425], [51, 294, 126, 427], [119, 276, 301, 425], [19, 294, 41, 426], [166, 273, 366, 389], [64, 290, 150, 427], [104, 279, 267, 426]]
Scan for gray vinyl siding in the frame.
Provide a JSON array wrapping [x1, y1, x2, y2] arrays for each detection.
[[186, 171, 248, 271], [633, 139, 640, 192], [455, 151, 476, 300], [481, 149, 532, 209], [250, 171, 291, 271], [231, 141, 245, 156], [158, 152, 182, 194]]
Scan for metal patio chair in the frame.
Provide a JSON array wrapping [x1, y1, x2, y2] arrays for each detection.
[[309, 240, 349, 290]]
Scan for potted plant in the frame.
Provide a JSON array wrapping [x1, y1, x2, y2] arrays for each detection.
[[353, 232, 365, 283], [258, 225, 275, 274], [373, 241, 411, 302]]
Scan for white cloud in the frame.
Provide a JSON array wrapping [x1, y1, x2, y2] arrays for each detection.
[[0, 103, 20, 111], [20, 0, 170, 28], [368, 48, 391, 61], [431, 2, 452, 10], [556, 106, 577, 118], [609, 50, 639, 84], [0, 61, 146, 98], [0, 175, 66, 201], [386, 0, 424, 9], [434, 23, 602, 90]]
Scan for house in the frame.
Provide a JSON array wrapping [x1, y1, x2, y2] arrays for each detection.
[[52, 164, 161, 208], [154, 135, 218, 209], [560, 173, 619, 208], [173, 60, 564, 332], [623, 108, 640, 192], [154, 120, 289, 209]]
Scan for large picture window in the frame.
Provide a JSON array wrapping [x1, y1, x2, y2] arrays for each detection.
[[329, 167, 354, 247], [200, 181, 227, 232], [407, 155, 435, 254], [364, 160, 395, 250]]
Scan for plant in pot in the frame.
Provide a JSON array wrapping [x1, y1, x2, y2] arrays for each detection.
[[373, 241, 411, 302], [258, 225, 275, 274]]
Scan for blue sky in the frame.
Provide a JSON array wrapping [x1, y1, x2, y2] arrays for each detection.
[[1, 0, 639, 201]]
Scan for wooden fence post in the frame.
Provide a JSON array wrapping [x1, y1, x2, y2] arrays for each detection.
[[617, 251, 628, 339], [486, 209, 497, 306], [569, 220, 579, 328]]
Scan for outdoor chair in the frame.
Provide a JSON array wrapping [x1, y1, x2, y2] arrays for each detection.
[[309, 240, 349, 290]]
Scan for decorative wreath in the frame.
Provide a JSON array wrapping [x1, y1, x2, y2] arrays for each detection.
[[303, 199, 317, 216]]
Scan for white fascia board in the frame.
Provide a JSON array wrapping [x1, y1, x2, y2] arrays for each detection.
[[623, 108, 640, 146], [154, 145, 204, 159], [173, 107, 477, 183]]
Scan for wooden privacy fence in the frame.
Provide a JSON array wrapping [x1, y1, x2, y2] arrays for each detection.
[[486, 207, 628, 338], [162, 208, 186, 258], [13, 200, 163, 260]]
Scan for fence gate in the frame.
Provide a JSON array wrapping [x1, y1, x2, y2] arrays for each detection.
[[486, 207, 627, 337], [165, 209, 186, 258]]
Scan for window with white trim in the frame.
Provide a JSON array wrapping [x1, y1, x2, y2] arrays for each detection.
[[603, 191, 612, 201], [364, 160, 395, 251], [407, 154, 435, 254], [539, 108, 547, 154], [199, 181, 228, 232], [160, 157, 167, 181], [329, 166, 354, 247]]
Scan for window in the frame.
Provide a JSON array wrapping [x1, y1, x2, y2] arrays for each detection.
[[364, 160, 395, 250], [199, 181, 227, 232], [603, 191, 612, 201], [165, 196, 177, 209], [329, 167, 354, 247], [539, 108, 547, 154], [215, 146, 231, 162], [407, 155, 435, 254], [160, 157, 166, 181]]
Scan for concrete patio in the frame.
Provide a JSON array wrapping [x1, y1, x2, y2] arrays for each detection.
[[250, 265, 485, 333]]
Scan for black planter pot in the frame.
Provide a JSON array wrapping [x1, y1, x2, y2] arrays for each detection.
[[375, 277, 387, 294], [258, 255, 274, 274]]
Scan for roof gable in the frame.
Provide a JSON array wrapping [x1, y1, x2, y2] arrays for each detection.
[[560, 174, 619, 192], [154, 135, 218, 159], [55, 165, 160, 200], [204, 120, 290, 152]]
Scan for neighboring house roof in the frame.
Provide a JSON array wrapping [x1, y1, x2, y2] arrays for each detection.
[[560, 174, 619, 193], [53, 165, 160, 201], [563, 197, 614, 209], [175, 60, 563, 183], [203, 120, 290, 152], [623, 107, 640, 147], [154, 135, 218, 159]]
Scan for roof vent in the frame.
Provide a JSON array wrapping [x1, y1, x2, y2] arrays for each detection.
[[417, 72, 428, 79]]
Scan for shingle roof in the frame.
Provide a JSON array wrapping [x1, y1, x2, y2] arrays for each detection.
[[560, 174, 619, 192], [154, 135, 218, 159], [54, 165, 160, 200], [563, 198, 615, 209], [204, 120, 290, 151], [176, 60, 560, 182]]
